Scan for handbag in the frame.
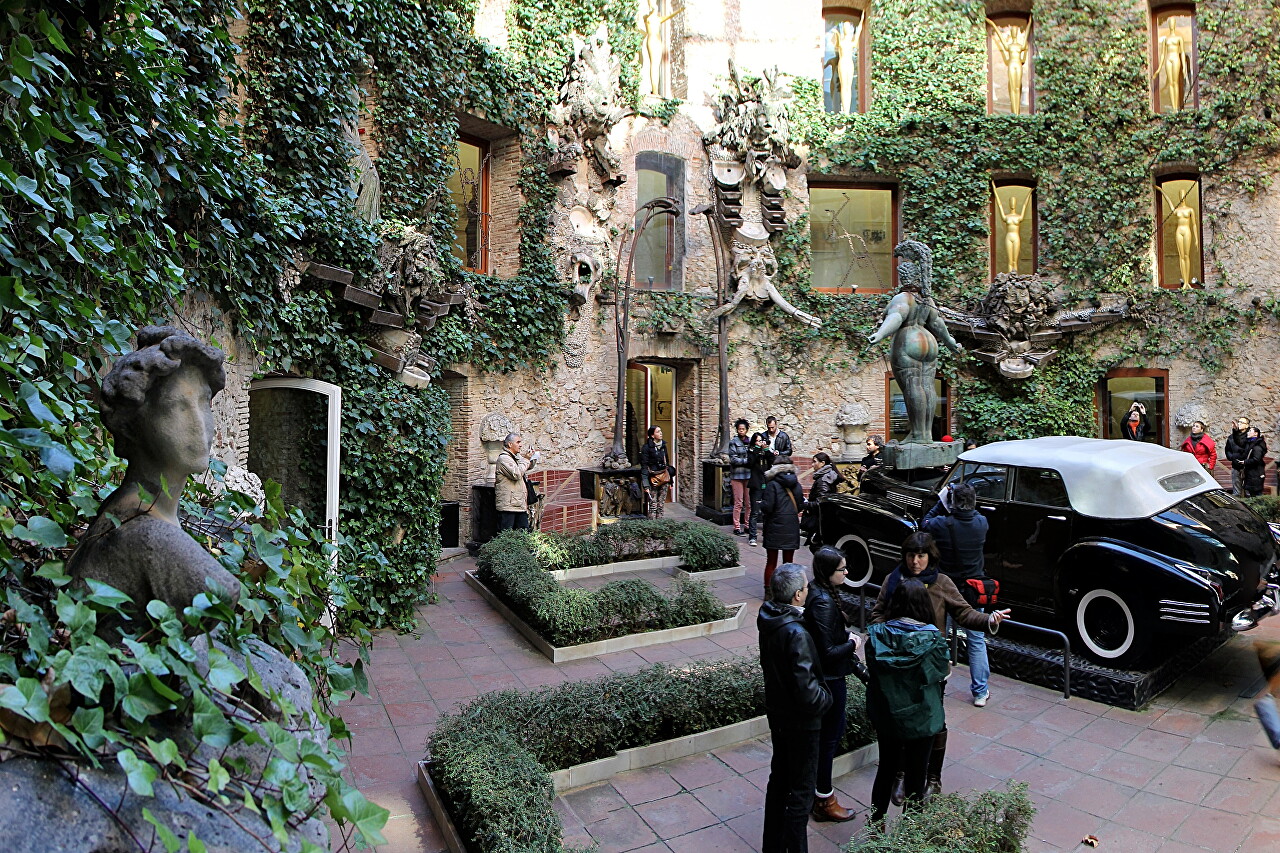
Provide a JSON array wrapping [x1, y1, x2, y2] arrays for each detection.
[[650, 468, 671, 488], [964, 577, 1000, 607]]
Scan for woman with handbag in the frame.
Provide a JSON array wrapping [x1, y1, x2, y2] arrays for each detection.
[[760, 454, 804, 595], [641, 425, 674, 519], [803, 452, 842, 550]]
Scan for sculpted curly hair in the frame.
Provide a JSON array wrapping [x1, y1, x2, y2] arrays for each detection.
[[99, 326, 225, 458]]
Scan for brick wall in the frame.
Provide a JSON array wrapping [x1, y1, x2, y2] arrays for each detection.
[[486, 134, 523, 277], [530, 469, 596, 534]]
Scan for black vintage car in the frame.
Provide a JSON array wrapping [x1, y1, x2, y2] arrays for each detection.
[[819, 437, 1280, 665]]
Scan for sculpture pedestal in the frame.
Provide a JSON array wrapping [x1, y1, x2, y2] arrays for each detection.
[[884, 442, 961, 470], [468, 485, 497, 552], [695, 460, 733, 525], [578, 466, 645, 519]]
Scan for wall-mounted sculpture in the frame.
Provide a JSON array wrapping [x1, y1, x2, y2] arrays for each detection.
[[986, 19, 1029, 115], [827, 17, 864, 115], [701, 63, 820, 331], [638, 0, 681, 99], [564, 251, 602, 368], [1156, 182, 1200, 287], [836, 401, 872, 461], [867, 241, 963, 445], [937, 271, 1126, 379], [479, 413, 516, 483], [549, 23, 627, 185]]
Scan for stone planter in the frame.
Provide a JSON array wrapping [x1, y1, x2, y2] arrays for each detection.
[[547, 555, 745, 582]]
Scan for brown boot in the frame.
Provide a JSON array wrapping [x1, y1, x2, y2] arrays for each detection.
[[923, 776, 942, 801], [811, 794, 855, 822], [889, 772, 905, 806]]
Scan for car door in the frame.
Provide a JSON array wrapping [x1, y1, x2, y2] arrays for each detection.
[[945, 462, 1009, 590], [1003, 466, 1074, 613]]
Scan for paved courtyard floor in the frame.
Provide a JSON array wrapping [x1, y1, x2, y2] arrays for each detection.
[[341, 507, 1280, 853]]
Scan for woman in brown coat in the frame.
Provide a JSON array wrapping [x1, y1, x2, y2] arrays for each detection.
[[870, 531, 1011, 801]]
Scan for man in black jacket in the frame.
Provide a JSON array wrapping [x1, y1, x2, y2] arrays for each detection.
[[1226, 417, 1251, 496], [759, 564, 832, 853], [765, 415, 793, 456], [923, 483, 991, 706]]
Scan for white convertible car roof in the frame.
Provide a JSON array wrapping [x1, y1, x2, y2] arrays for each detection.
[[959, 436, 1221, 519]]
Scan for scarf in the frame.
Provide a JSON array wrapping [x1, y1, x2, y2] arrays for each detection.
[[882, 562, 940, 601]]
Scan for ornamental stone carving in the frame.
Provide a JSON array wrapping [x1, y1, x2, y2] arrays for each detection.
[[479, 413, 516, 483], [549, 23, 627, 185], [836, 401, 872, 460]]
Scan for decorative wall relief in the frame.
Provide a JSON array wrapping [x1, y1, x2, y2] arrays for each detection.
[[564, 251, 602, 368], [479, 413, 516, 483], [702, 63, 819, 329], [938, 272, 1127, 379], [549, 23, 627, 186]]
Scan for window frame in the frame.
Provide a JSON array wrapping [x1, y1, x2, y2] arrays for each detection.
[[1097, 367, 1169, 446], [884, 371, 950, 442], [634, 150, 686, 291], [985, 12, 1035, 116], [809, 181, 899, 294], [1011, 466, 1070, 508], [1150, 4, 1199, 112], [989, 179, 1038, 279], [451, 133, 491, 274], [1153, 172, 1203, 289], [822, 7, 870, 115]]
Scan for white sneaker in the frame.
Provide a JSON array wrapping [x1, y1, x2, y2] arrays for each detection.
[[973, 692, 989, 707]]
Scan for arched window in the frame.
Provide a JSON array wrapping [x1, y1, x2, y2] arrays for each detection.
[[1151, 4, 1197, 112], [634, 152, 685, 290], [990, 180, 1036, 278], [1155, 174, 1203, 288], [823, 8, 868, 114], [809, 182, 898, 293], [986, 13, 1033, 115]]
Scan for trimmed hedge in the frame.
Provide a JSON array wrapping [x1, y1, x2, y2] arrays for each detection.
[[1243, 495, 1280, 522], [524, 519, 739, 574], [847, 782, 1035, 852], [477, 529, 733, 646], [428, 656, 875, 853]]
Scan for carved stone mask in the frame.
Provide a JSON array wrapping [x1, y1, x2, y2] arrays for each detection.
[[732, 242, 778, 301]]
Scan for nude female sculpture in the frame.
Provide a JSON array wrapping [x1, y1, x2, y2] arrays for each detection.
[[867, 241, 963, 444], [68, 326, 239, 636], [1157, 182, 1199, 287], [987, 19, 1029, 115], [992, 182, 1031, 274]]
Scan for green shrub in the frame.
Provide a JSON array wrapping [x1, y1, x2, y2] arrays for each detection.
[[846, 782, 1036, 853], [428, 656, 875, 853], [1242, 495, 1280, 522], [515, 520, 739, 573], [476, 530, 733, 646]]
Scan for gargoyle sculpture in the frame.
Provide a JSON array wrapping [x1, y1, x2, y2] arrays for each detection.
[[938, 272, 1126, 379], [705, 225, 821, 328], [549, 24, 627, 185]]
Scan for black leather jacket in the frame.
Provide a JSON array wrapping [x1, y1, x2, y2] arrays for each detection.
[[640, 439, 670, 482], [758, 600, 832, 730], [802, 582, 857, 679]]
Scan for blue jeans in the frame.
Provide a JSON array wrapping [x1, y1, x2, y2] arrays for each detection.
[[965, 613, 989, 699]]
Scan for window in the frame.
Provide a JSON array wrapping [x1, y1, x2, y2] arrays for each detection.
[[810, 184, 897, 293], [1099, 368, 1168, 445], [447, 136, 489, 271], [634, 151, 685, 290], [945, 462, 1010, 502], [1012, 467, 1069, 507], [1151, 6, 1197, 112], [990, 180, 1036, 277], [987, 14, 1033, 115], [1155, 175, 1202, 288], [823, 8, 868, 114], [886, 374, 949, 442]]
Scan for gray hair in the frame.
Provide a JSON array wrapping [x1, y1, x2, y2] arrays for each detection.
[[950, 483, 977, 512], [770, 564, 808, 604], [503, 432, 521, 447]]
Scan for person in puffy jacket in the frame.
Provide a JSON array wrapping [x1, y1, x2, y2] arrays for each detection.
[[759, 564, 832, 853], [1241, 426, 1269, 497], [760, 455, 804, 594], [802, 547, 868, 823], [866, 577, 950, 824], [727, 419, 754, 535], [803, 453, 842, 548], [1180, 421, 1217, 471]]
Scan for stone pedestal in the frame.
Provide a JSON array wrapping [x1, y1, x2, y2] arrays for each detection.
[[696, 460, 734, 525], [468, 484, 497, 551], [883, 442, 962, 470], [578, 466, 644, 518]]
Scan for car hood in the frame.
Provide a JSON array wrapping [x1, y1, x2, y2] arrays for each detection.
[[1152, 491, 1276, 584]]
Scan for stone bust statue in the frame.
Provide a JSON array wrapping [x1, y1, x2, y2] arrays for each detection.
[[68, 326, 239, 636]]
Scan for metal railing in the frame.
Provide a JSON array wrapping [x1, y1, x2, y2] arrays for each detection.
[[853, 581, 1074, 699]]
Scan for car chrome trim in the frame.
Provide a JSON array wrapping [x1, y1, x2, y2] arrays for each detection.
[[1158, 600, 1209, 609], [1160, 615, 1212, 623]]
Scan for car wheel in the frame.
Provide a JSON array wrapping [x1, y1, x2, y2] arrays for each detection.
[[834, 534, 874, 587], [1073, 587, 1150, 667]]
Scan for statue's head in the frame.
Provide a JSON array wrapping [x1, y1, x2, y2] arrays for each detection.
[[100, 326, 225, 473]]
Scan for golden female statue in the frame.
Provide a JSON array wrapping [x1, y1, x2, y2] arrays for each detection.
[[1155, 17, 1190, 111], [638, 0, 682, 98], [987, 19, 1029, 115], [828, 17, 864, 114], [992, 183, 1031, 274], [1157, 183, 1200, 287]]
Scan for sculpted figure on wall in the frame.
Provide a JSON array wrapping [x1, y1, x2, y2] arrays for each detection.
[[550, 23, 627, 185], [479, 413, 516, 483], [867, 241, 963, 444], [705, 227, 821, 328], [987, 19, 1030, 115], [637, 0, 681, 98]]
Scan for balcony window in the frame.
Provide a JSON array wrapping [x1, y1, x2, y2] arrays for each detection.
[[634, 151, 685, 290]]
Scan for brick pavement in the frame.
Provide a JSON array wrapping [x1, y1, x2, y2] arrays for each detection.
[[340, 510, 1280, 852]]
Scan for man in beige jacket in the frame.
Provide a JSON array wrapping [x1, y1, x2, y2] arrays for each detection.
[[495, 432, 539, 531]]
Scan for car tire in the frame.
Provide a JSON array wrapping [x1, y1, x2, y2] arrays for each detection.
[[834, 534, 874, 588], [1073, 587, 1151, 668]]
